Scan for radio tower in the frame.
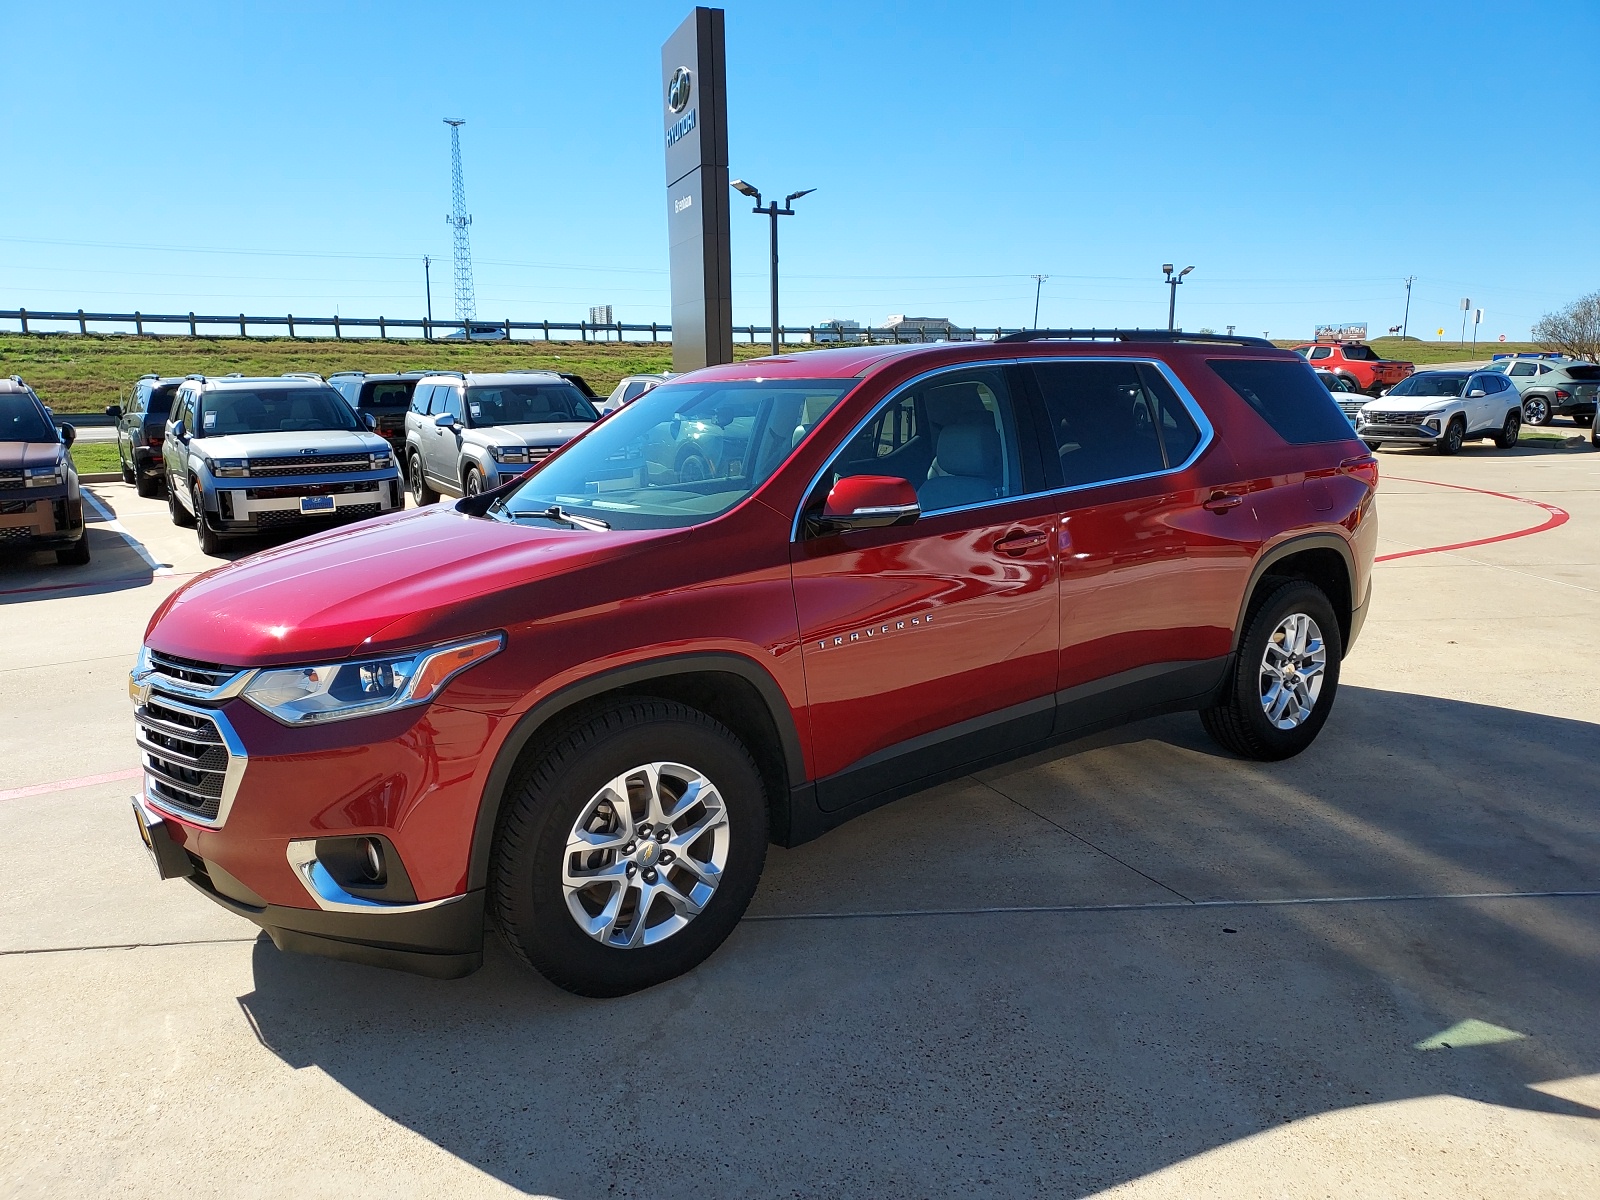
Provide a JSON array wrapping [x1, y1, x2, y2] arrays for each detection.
[[443, 118, 476, 328]]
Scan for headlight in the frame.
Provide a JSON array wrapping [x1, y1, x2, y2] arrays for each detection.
[[214, 458, 249, 478], [24, 463, 64, 487], [241, 633, 503, 725], [1355, 412, 1367, 426], [369, 451, 394, 470], [489, 445, 530, 465]]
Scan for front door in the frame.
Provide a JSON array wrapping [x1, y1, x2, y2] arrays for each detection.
[[1022, 359, 1259, 730], [427, 384, 464, 485], [791, 365, 1060, 809]]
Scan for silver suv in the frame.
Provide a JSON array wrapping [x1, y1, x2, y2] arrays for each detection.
[[162, 375, 403, 554], [403, 371, 598, 502]]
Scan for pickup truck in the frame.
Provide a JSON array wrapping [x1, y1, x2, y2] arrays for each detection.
[[1293, 342, 1414, 396]]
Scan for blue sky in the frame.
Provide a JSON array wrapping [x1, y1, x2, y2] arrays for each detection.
[[3, 0, 1595, 340]]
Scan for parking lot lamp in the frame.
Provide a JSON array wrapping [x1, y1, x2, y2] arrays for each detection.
[[732, 179, 814, 355], [1163, 264, 1194, 331]]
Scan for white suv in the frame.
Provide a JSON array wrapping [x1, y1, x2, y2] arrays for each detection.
[[1356, 369, 1522, 456]]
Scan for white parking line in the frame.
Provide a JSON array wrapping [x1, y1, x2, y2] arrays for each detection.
[[80, 489, 174, 575]]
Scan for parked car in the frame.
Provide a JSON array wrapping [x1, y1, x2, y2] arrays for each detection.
[[1293, 341, 1414, 395], [328, 371, 422, 454], [106, 374, 186, 497], [557, 373, 602, 402], [129, 332, 1378, 996], [1512, 361, 1599, 427], [0, 376, 88, 565], [1355, 369, 1521, 454], [404, 370, 598, 502], [1479, 354, 1566, 396], [1315, 368, 1365, 424], [600, 372, 676, 414], [161, 374, 404, 554]]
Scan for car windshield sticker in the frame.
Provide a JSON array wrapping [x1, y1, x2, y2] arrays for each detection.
[[202, 411, 218, 430], [470, 404, 481, 418]]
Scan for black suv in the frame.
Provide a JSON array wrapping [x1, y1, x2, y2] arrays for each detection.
[[1, 376, 88, 565], [107, 374, 187, 497], [328, 372, 422, 454]]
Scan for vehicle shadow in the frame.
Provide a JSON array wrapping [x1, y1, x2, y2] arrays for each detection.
[[0, 516, 153, 604], [238, 686, 1600, 1198], [1375, 437, 1592, 458]]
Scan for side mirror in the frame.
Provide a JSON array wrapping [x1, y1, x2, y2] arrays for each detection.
[[433, 412, 459, 430], [105, 404, 123, 419], [1468, 388, 1487, 398], [58, 422, 77, 448], [361, 411, 378, 431], [817, 475, 920, 533]]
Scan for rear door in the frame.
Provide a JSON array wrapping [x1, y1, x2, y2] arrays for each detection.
[[1024, 359, 1258, 729], [791, 364, 1060, 807]]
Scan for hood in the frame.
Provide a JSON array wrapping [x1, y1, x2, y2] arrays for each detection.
[[143, 504, 673, 666], [1362, 394, 1457, 412], [465, 422, 592, 450], [0, 441, 66, 470], [190, 429, 388, 458]]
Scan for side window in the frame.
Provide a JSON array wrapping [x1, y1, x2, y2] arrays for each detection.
[[130, 385, 147, 415], [1207, 359, 1355, 445], [411, 384, 436, 414], [621, 381, 648, 404], [169, 388, 189, 425], [1028, 361, 1194, 488], [439, 387, 464, 422], [183, 392, 200, 434], [1509, 362, 1537, 377], [820, 367, 1026, 515], [1308, 346, 1333, 361]]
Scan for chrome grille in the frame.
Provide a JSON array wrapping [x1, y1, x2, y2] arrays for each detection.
[[1365, 411, 1431, 425], [136, 695, 232, 822], [247, 454, 370, 477], [148, 650, 236, 690]]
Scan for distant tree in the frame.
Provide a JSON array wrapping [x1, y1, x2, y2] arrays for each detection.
[[1197, 327, 1217, 335], [1532, 291, 1600, 362]]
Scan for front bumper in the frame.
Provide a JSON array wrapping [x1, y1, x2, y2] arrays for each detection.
[[0, 489, 85, 549], [203, 472, 404, 535], [1355, 418, 1444, 444]]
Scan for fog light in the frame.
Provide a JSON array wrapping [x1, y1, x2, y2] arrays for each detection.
[[1424, 418, 1440, 432], [362, 838, 384, 883]]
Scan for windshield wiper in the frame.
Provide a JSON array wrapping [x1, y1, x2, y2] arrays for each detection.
[[506, 504, 611, 531]]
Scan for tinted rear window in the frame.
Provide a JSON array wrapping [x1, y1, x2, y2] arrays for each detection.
[[362, 381, 415, 407], [1564, 365, 1600, 381], [1207, 360, 1355, 445]]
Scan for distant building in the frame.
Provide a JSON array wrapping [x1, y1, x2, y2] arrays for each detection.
[[814, 319, 862, 343], [883, 315, 969, 341]]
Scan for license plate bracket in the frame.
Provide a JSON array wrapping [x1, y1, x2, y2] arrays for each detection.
[[299, 495, 336, 514], [131, 797, 195, 880]]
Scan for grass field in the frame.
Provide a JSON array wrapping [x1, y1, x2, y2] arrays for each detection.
[[0, 334, 808, 414], [68, 441, 122, 475], [3, 331, 1563, 414]]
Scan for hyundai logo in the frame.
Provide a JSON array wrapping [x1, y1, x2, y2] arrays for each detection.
[[667, 67, 692, 114]]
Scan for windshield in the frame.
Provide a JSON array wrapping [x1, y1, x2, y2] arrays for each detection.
[[467, 382, 598, 427], [0, 394, 57, 443], [199, 387, 361, 436], [1387, 373, 1467, 399], [495, 377, 858, 530]]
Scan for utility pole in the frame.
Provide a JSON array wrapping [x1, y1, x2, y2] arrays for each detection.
[[443, 119, 477, 333], [1163, 264, 1194, 331], [1401, 276, 1415, 339], [423, 256, 433, 328], [730, 179, 814, 355], [1031, 275, 1048, 329]]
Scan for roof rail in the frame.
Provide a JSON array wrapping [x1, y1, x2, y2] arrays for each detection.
[[997, 328, 1276, 349], [137, 372, 161, 381], [281, 372, 324, 381], [421, 369, 466, 378], [326, 370, 365, 378]]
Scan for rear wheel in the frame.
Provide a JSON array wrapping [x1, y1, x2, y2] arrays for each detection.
[[1201, 579, 1343, 762], [1523, 396, 1550, 426], [1435, 416, 1465, 456], [134, 469, 160, 498], [410, 452, 439, 506], [167, 475, 194, 527], [490, 698, 768, 997], [1494, 408, 1522, 450]]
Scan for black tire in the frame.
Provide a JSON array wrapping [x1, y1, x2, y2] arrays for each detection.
[[119, 453, 136, 485], [490, 698, 769, 997], [409, 452, 439, 506], [1335, 374, 1360, 394], [1494, 407, 1521, 450], [464, 466, 485, 497], [193, 484, 222, 555], [134, 470, 160, 498], [168, 475, 194, 527], [1574, 413, 1595, 429], [1200, 579, 1343, 762], [1522, 396, 1550, 426], [1362, 440, 1382, 452], [56, 535, 90, 566], [1435, 416, 1465, 456]]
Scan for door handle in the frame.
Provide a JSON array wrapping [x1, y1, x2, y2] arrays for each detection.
[[1203, 492, 1243, 513], [995, 530, 1048, 556]]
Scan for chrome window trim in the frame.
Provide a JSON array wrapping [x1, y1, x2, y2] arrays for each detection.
[[790, 356, 1217, 540], [285, 840, 467, 914], [137, 690, 248, 829]]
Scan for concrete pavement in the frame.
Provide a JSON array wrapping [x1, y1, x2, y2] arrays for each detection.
[[1, 436, 1597, 1198]]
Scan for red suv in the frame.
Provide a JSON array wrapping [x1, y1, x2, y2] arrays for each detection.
[[129, 332, 1377, 996]]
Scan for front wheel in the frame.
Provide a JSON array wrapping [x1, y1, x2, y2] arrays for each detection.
[[410, 453, 440, 506], [1523, 396, 1550, 426], [1201, 579, 1343, 761], [167, 475, 194, 527], [1435, 417, 1465, 456], [1494, 408, 1522, 450], [193, 484, 221, 555], [464, 466, 485, 497], [490, 698, 769, 997]]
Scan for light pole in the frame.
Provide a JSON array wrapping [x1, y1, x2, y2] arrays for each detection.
[[1162, 264, 1194, 331], [1031, 274, 1049, 328], [731, 179, 814, 355]]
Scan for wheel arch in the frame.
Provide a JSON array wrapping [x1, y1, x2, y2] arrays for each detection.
[[1233, 534, 1356, 659], [466, 652, 806, 890]]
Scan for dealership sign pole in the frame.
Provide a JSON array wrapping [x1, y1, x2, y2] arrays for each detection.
[[662, 8, 733, 371]]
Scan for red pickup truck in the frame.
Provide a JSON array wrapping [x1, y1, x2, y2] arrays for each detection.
[[1293, 342, 1414, 396]]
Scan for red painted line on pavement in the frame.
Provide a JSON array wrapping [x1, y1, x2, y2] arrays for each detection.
[[1375, 476, 1570, 563], [0, 767, 141, 803]]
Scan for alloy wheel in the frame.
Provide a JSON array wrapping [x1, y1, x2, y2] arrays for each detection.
[[561, 762, 729, 949], [1523, 397, 1549, 425], [1258, 612, 1326, 730]]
